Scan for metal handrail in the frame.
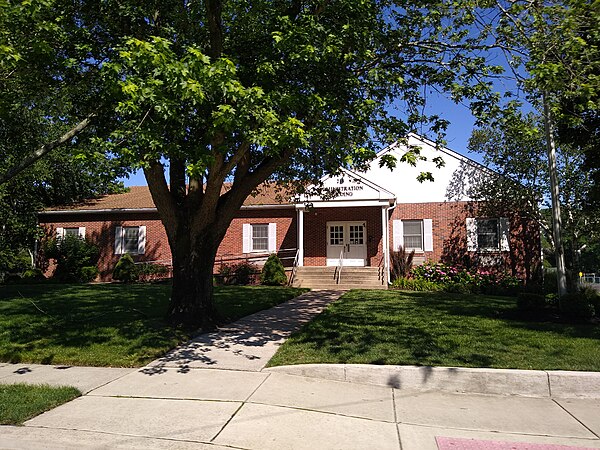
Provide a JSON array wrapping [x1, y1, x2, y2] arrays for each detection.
[[334, 248, 345, 284], [377, 255, 385, 285], [288, 248, 301, 286]]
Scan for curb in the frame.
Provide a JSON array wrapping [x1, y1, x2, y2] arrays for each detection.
[[263, 364, 600, 398]]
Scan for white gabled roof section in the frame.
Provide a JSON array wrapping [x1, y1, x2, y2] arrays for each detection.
[[298, 167, 396, 208], [366, 133, 493, 203], [298, 133, 493, 207]]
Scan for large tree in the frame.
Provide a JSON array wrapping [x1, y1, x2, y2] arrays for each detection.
[[465, 112, 599, 275], [2, 0, 504, 327]]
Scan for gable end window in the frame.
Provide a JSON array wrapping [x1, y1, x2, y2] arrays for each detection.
[[466, 218, 509, 252], [114, 226, 146, 255], [242, 223, 277, 253]]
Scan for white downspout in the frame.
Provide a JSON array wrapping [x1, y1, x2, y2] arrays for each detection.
[[385, 202, 396, 284]]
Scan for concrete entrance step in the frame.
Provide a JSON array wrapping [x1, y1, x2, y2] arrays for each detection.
[[293, 266, 387, 289]]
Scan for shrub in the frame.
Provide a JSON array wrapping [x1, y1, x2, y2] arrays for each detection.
[[559, 287, 599, 321], [135, 263, 169, 277], [261, 254, 287, 286], [216, 262, 259, 285], [517, 293, 547, 312], [391, 277, 443, 292], [21, 268, 46, 283], [44, 235, 99, 283], [232, 262, 258, 285], [390, 246, 415, 282], [80, 266, 99, 282], [112, 254, 138, 282]]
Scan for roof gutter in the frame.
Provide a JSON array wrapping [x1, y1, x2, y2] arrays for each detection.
[[39, 204, 295, 216]]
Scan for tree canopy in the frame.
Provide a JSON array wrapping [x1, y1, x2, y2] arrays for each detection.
[[1, 0, 518, 325]]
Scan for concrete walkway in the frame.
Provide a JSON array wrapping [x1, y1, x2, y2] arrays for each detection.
[[1, 290, 600, 449]]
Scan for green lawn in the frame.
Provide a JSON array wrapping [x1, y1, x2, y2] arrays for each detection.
[[0, 384, 80, 425], [268, 290, 600, 371], [0, 284, 306, 367]]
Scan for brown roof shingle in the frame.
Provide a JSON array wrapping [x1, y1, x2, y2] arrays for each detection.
[[45, 184, 294, 212]]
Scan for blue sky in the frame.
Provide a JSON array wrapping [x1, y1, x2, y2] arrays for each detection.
[[120, 97, 482, 187]]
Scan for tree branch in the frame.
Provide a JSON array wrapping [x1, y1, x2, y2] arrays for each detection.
[[144, 161, 178, 241], [0, 113, 95, 185]]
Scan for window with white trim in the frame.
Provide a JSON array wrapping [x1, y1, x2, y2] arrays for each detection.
[[56, 227, 85, 239], [466, 217, 509, 252], [123, 227, 140, 253], [477, 219, 499, 250], [251, 224, 269, 252], [392, 219, 433, 252], [403, 220, 423, 251], [63, 227, 80, 237], [242, 223, 277, 253], [115, 225, 146, 255]]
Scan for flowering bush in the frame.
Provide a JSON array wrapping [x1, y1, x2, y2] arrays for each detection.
[[409, 262, 523, 296]]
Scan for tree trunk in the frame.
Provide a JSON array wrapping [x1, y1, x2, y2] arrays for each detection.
[[167, 225, 220, 329]]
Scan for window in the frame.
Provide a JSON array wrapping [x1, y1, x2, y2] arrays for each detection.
[[114, 226, 146, 255], [403, 220, 423, 251], [63, 228, 80, 237], [348, 225, 364, 245], [329, 225, 344, 246], [123, 227, 140, 253], [243, 223, 276, 253], [392, 219, 433, 252], [251, 224, 269, 251], [477, 219, 499, 250], [466, 218, 509, 252], [56, 227, 85, 239]]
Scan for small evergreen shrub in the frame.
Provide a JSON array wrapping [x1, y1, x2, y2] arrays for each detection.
[[261, 254, 288, 286], [44, 235, 100, 283], [112, 254, 138, 282], [80, 266, 99, 282]]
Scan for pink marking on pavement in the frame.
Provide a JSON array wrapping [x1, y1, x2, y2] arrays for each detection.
[[436, 436, 596, 450]]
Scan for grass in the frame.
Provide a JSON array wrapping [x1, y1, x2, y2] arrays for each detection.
[[268, 290, 600, 371], [0, 383, 81, 425], [0, 283, 306, 367]]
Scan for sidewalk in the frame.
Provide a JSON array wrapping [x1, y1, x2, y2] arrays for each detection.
[[1, 290, 599, 449]]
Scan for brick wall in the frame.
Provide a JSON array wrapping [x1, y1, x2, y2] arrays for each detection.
[[39, 208, 298, 281], [39, 212, 170, 281], [390, 201, 541, 281], [39, 201, 541, 282]]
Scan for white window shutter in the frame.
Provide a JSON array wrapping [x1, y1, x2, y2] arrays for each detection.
[[138, 226, 146, 254], [78, 227, 86, 239], [466, 218, 477, 251], [423, 219, 433, 252], [56, 227, 64, 239], [268, 223, 277, 252], [115, 226, 123, 255], [242, 224, 251, 253], [392, 220, 403, 251], [499, 218, 510, 251]]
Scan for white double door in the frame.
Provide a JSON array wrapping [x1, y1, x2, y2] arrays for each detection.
[[326, 221, 367, 266]]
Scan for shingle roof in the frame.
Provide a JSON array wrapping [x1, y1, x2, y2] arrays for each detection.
[[44, 184, 294, 212]]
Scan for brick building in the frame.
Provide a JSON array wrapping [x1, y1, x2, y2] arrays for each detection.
[[38, 134, 541, 283]]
